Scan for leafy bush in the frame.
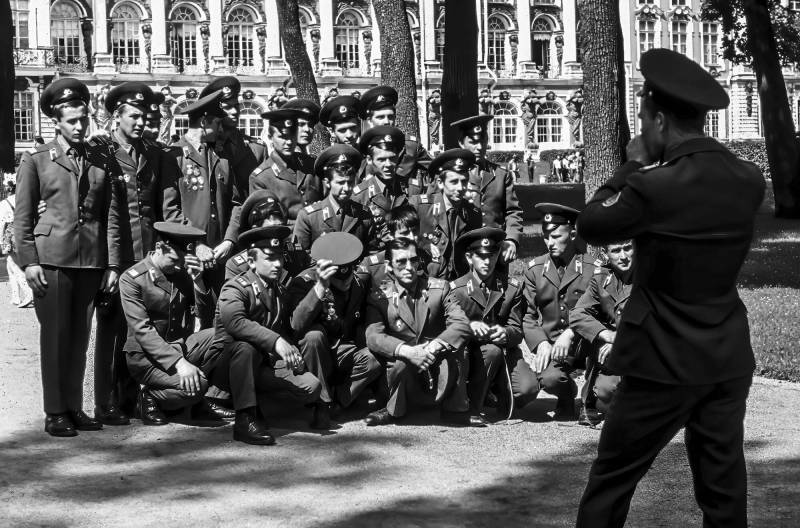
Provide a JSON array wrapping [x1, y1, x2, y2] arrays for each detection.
[[486, 150, 523, 164], [722, 140, 770, 179]]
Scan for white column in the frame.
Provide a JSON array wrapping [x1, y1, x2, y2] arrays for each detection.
[[619, 0, 631, 63], [93, 0, 115, 73], [421, 0, 438, 71], [562, 0, 580, 77], [150, 0, 173, 72], [264, 0, 288, 74], [515, 0, 536, 77], [369, 3, 381, 75], [318, 0, 341, 76], [32, 0, 50, 48], [209, 0, 225, 72]]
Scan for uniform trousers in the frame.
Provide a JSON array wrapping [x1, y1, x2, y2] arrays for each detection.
[[210, 340, 321, 410], [576, 375, 752, 528], [467, 343, 541, 413], [298, 326, 382, 407], [125, 328, 218, 410], [581, 350, 620, 413], [94, 292, 137, 409], [34, 266, 103, 414]]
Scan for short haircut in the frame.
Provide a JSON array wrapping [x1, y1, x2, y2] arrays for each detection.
[[641, 92, 705, 133], [385, 205, 419, 234], [385, 237, 417, 262], [53, 100, 88, 120]]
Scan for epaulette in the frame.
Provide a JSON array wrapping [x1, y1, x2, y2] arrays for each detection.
[[31, 143, 51, 155], [304, 204, 314, 213], [419, 194, 429, 204], [528, 255, 547, 269], [236, 276, 250, 287], [449, 281, 456, 289], [638, 162, 661, 172], [408, 135, 418, 143], [126, 267, 142, 277], [409, 178, 420, 187], [232, 253, 247, 265], [352, 184, 362, 194], [369, 254, 380, 265], [126, 261, 149, 277], [251, 165, 265, 178], [509, 277, 520, 287], [427, 277, 446, 289], [603, 273, 613, 289], [245, 136, 266, 146]]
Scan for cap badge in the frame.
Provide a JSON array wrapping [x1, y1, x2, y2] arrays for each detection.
[[544, 213, 553, 222], [135, 92, 144, 100], [454, 158, 464, 170], [376, 95, 385, 102], [150, 104, 158, 111], [481, 238, 490, 247], [222, 86, 232, 97], [284, 119, 292, 127], [270, 239, 280, 247], [63, 88, 72, 97], [473, 125, 482, 133], [338, 105, 348, 115], [384, 134, 392, 142], [336, 153, 348, 164]]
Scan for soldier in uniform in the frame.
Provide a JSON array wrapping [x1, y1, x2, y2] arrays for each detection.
[[288, 233, 382, 426], [142, 91, 166, 146], [364, 238, 481, 427], [570, 240, 633, 426], [249, 108, 322, 222], [293, 145, 373, 252], [447, 228, 539, 422], [360, 85, 432, 187], [119, 223, 221, 426], [15, 78, 121, 437], [319, 95, 368, 181], [451, 115, 523, 263], [410, 149, 482, 281], [575, 49, 766, 528], [282, 98, 321, 158], [210, 226, 326, 438], [522, 203, 601, 420]]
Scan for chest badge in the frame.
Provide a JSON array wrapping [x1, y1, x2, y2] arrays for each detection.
[[183, 162, 205, 191]]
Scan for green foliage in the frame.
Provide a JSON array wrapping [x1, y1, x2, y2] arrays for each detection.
[[723, 139, 771, 179], [486, 150, 522, 164], [538, 149, 579, 163]]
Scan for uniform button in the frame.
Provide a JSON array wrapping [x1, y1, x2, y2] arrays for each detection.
[[211, 213, 216, 219], [560, 318, 565, 324], [561, 305, 566, 311]]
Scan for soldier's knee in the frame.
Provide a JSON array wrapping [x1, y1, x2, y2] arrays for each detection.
[[302, 374, 323, 403], [231, 341, 259, 361], [361, 351, 382, 376], [539, 364, 569, 392], [481, 344, 504, 366], [593, 374, 620, 408], [301, 329, 328, 350]]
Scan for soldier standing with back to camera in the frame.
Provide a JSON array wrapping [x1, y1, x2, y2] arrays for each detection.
[[575, 49, 766, 528]]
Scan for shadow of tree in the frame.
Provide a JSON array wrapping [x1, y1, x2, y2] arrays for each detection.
[[737, 213, 800, 289]]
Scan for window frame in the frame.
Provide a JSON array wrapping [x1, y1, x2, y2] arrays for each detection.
[[226, 6, 257, 69], [14, 91, 35, 143], [51, 0, 84, 66], [335, 10, 362, 73], [11, 0, 30, 49], [110, 2, 143, 68]]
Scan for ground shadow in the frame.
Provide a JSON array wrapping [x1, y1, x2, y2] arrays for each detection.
[[738, 213, 800, 289]]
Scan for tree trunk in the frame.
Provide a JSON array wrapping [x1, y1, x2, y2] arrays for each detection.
[[743, 0, 800, 217], [275, 0, 329, 154], [0, 0, 14, 172], [576, 0, 630, 199], [441, 0, 479, 149], [372, 0, 419, 139]]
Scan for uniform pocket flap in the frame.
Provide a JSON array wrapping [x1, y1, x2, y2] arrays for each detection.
[[33, 223, 52, 236]]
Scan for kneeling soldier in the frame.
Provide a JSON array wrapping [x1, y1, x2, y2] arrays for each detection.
[[364, 238, 480, 427], [570, 240, 633, 426], [288, 233, 382, 423], [120, 223, 222, 425], [448, 228, 539, 422], [210, 226, 325, 444]]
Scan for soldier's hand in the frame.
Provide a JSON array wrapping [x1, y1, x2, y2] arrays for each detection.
[[470, 321, 492, 338], [275, 337, 304, 373], [501, 240, 517, 262], [195, 244, 215, 268], [175, 357, 204, 397], [100, 268, 120, 295], [399, 344, 436, 371], [85, 129, 112, 145], [533, 341, 553, 373], [37, 200, 46, 217], [213, 240, 234, 261], [315, 259, 338, 290], [598, 343, 614, 365], [25, 264, 48, 297], [552, 329, 574, 361], [598, 329, 616, 344], [184, 254, 204, 281], [488, 325, 508, 346], [626, 135, 652, 166]]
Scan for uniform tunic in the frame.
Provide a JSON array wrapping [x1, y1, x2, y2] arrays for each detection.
[[469, 159, 523, 245], [249, 151, 321, 222], [292, 195, 373, 253]]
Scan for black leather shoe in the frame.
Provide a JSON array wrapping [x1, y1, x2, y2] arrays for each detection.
[[233, 409, 276, 446], [364, 407, 394, 426], [136, 389, 168, 426], [68, 410, 103, 431], [206, 399, 236, 421], [310, 402, 332, 430], [483, 391, 500, 408], [578, 405, 602, 427], [94, 405, 131, 426], [441, 410, 489, 428], [554, 399, 578, 421], [45, 414, 77, 437], [191, 399, 226, 424]]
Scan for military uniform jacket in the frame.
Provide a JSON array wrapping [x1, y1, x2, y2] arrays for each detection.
[[577, 137, 765, 384], [164, 137, 242, 247], [397, 138, 432, 188], [409, 193, 482, 280], [224, 245, 309, 286], [470, 159, 523, 244], [292, 196, 373, 252], [447, 272, 524, 348], [570, 269, 632, 343], [365, 276, 471, 360], [14, 138, 121, 270], [350, 174, 425, 212], [119, 256, 213, 371], [213, 269, 289, 355], [522, 253, 600, 350], [356, 247, 434, 290], [249, 151, 321, 222], [223, 129, 268, 195], [287, 267, 368, 344]]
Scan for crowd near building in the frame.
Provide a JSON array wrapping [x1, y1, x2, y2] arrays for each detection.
[[10, 0, 800, 156]]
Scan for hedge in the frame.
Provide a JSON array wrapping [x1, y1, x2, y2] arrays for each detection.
[[722, 140, 770, 179], [486, 150, 523, 164]]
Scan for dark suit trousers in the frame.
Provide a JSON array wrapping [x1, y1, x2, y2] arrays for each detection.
[[34, 267, 103, 414], [94, 292, 137, 408], [468, 344, 541, 412], [576, 375, 751, 528]]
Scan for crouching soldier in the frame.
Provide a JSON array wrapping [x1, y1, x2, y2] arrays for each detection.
[[447, 228, 539, 423], [288, 233, 382, 425], [364, 238, 480, 427], [570, 240, 633, 426], [209, 226, 325, 445], [120, 223, 222, 425]]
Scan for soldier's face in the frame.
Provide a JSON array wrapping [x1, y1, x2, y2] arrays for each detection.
[[257, 214, 285, 228], [116, 105, 145, 141], [157, 242, 186, 274], [390, 225, 417, 243], [368, 147, 398, 182], [438, 171, 468, 204], [467, 250, 499, 281], [390, 246, 420, 287], [543, 224, 577, 259], [220, 101, 240, 126], [459, 134, 488, 159], [331, 120, 361, 147], [604, 241, 634, 273], [270, 127, 297, 158], [250, 249, 284, 281], [328, 170, 356, 203], [143, 116, 160, 140], [369, 108, 395, 127], [296, 117, 315, 146], [53, 105, 90, 144]]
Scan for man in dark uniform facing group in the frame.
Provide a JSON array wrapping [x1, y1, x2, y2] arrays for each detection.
[[282, 97, 321, 159], [575, 49, 766, 528], [319, 95, 368, 181]]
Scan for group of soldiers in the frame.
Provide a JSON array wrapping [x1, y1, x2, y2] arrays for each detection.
[[16, 74, 634, 447]]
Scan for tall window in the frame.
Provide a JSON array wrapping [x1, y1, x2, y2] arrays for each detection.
[[14, 92, 35, 142], [435, 14, 445, 65], [536, 102, 563, 145], [638, 19, 656, 56], [173, 101, 191, 137], [335, 11, 361, 72], [51, 1, 83, 65], [532, 18, 552, 72], [791, 0, 800, 11], [239, 102, 264, 138], [111, 3, 142, 67], [702, 22, 719, 66], [171, 6, 199, 72], [12, 0, 30, 49], [486, 16, 507, 72], [492, 102, 519, 149], [227, 7, 255, 68], [671, 0, 687, 4], [704, 109, 720, 138], [671, 21, 687, 55]]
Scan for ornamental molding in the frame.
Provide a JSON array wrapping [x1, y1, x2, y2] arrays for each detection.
[[223, 0, 266, 23], [635, 4, 665, 20], [165, 0, 211, 22]]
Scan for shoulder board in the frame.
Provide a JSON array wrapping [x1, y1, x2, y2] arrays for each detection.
[[409, 178, 420, 187], [126, 260, 150, 277], [427, 278, 446, 289], [449, 281, 456, 289], [529, 255, 547, 269], [252, 166, 265, 177], [603, 273, 613, 289], [369, 254, 380, 264], [232, 254, 247, 265], [126, 267, 142, 277], [304, 204, 315, 213], [31, 145, 51, 156], [246, 136, 266, 146], [352, 184, 362, 194], [408, 135, 418, 142], [236, 276, 250, 287], [419, 194, 429, 204], [509, 277, 520, 287], [638, 162, 661, 172]]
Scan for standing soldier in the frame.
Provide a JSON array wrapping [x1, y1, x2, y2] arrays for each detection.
[[142, 91, 166, 146], [452, 115, 523, 263], [319, 95, 367, 181], [410, 149, 482, 281], [570, 240, 634, 426], [249, 108, 322, 222], [293, 145, 373, 252], [282, 98, 321, 158], [522, 203, 601, 420], [15, 78, 121, 437]]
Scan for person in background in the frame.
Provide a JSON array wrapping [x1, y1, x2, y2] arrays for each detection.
[[0, 179, 33, 308]]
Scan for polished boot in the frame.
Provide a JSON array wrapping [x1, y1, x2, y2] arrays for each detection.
[[135, 389, 168, 426], [68, 410, 103, 431], [206, 399, 236, 421], [364, 407, 394, 426], [190, 399, 226, 424], [553, 380, 578, 421], [233, 408, 276, 446], [45, 414, 77, 437], [441, 410, 488, 428], [94, 405, 130, 426], [578, 404, 603, 427], [310, 402, 331, 430]]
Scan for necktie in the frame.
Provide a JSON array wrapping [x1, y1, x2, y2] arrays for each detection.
[[69, 146, 84, 174], [557, 265, 565, 279], [448, 207, 458, 237]]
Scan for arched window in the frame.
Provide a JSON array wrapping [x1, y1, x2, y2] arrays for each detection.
[[227, 7, 256, 68], [487, 16, 506, 72], [171, 5, 200, 73], [536, 102, 563, 145], [239, 101, 264, 138], [492, 102, 519, 149], [11, 0, 29, 49], [111, 3, 142, 68], [335, 10, 361, 73], [435, 13, 445, 65], [51, 1, 83, 65], [532, 18, 552, 72], [172, 100, 191, 137]]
